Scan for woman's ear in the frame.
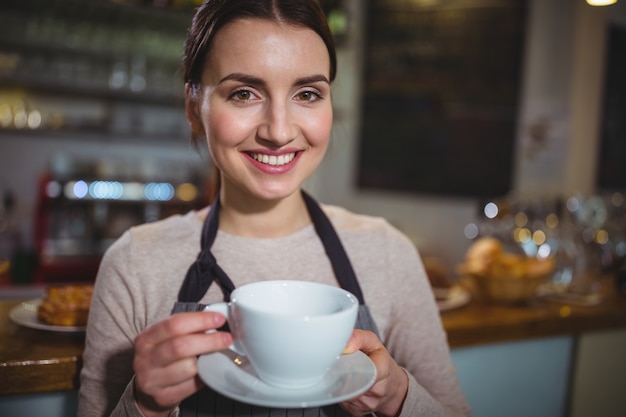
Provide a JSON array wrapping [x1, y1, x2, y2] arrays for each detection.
[[185, 83, 205, 136]]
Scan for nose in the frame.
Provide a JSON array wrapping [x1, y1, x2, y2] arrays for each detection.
[[257, 101, 297, 146]]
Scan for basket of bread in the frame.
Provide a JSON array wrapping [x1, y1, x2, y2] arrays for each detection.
[[458, 237, 555, 304]]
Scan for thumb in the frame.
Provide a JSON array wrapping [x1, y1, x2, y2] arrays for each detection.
[[342, 329, 381, 354]]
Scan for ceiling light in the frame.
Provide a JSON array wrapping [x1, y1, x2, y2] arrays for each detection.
[[586, 0, 618, 5]]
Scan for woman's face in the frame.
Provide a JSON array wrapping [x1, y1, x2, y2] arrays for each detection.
[[187, 18, 333, 203]]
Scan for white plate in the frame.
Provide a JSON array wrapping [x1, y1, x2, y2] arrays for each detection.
[[9, 298, 86, 332], [198, 349, 377, 408], [433, 286, 471, 312]]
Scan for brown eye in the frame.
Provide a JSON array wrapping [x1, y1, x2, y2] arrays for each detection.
[[297, 90, 321, 102], [235, 90, 251, 100]]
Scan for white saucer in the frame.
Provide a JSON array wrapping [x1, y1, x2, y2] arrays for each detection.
[[433, 286, 471, 312], [9, 298, 86, 332], [198, 350, 377, 408]]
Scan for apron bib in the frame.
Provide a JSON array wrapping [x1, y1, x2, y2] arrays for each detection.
[[172, 191, 378, 417]]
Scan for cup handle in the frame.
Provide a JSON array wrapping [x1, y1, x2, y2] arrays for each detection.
[[203, 303, 245, 355]]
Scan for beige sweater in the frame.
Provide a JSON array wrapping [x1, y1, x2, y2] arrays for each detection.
[[78, 204, 471, 417]]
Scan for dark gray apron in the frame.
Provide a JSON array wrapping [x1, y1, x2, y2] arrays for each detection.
[[172, 191, 379, 417]]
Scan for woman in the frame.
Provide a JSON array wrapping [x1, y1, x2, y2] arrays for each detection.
[[78, 1, 471, 416]]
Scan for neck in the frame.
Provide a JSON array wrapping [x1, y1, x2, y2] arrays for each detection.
[[215, 189, 311, 238]]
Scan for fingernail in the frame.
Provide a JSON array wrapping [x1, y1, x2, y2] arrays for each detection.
[[212, 313, 225, 325]]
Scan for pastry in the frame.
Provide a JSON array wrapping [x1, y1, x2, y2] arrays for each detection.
[[37, 284, 94, 326]]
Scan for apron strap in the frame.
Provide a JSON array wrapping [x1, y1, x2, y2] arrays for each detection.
[[301, 191, 365, 304], [178, 194, 235, 303]]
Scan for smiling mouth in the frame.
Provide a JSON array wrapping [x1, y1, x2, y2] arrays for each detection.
[[249, 152, 296, 166]]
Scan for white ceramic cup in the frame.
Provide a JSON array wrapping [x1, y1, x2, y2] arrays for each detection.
[[204, 280, 359, 389]]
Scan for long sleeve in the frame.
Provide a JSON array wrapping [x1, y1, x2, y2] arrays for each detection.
[[78, 212, 199, 417], [78, 231, 142, 417]]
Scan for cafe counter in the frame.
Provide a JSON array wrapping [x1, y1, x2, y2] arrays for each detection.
[[0, 298, 84, 395], [443, 285, 626, 348], [1, 282, 626, 396]]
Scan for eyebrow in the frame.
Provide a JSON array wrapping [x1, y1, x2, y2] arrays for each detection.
[[219, 73, 330, 87]]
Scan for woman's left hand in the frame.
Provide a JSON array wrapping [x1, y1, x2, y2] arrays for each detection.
[[339, 329, 408, 417]]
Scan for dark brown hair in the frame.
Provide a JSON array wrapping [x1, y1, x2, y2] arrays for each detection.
[[183, 0, 336, 88], [182, 0, 337, 202]]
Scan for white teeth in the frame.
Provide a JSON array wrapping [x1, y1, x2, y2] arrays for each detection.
[[251, 152, 295, 166]]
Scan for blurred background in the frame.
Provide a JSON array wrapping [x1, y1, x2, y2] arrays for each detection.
[[1, 0, 625, 289], [1, 0, 625, 287], [1, 1, 626, 416]]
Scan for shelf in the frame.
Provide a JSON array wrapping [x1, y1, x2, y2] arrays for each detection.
[[0, 78, 184, 108], [0, 0, 190, 122]]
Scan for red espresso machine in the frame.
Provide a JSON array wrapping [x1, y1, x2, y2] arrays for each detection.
[[33, 162, 209, 284]]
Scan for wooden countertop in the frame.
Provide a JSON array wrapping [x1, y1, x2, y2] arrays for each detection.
[[0, 299, 85, 395], [442, 285, 626, 348], [1, 283, 626, 395]]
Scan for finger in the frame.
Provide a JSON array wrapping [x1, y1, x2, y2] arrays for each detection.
[[339, 376, 391, 415], [341, 359, 409, 417], [340, 396, 378, 417], [135, 355, 201, 394], [158, 331, 232, 366], [136, 312, 227, 351], [136, 373, 205, 413], [135, 331, 232, 370], [342, 329, 383, 354]]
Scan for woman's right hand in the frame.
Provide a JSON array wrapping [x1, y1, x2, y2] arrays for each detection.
[[132, 311, 233, 417]]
